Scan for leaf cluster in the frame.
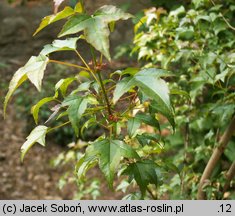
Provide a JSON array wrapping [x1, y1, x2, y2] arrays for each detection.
[[4, 1, 176, 198], [133, 0, 235, 199]]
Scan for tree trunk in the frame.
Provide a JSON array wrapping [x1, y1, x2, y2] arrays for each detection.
[[197, 116, 235, 200]]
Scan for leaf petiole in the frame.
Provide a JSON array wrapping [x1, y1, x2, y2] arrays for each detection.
[[49, 59, 88, 71]]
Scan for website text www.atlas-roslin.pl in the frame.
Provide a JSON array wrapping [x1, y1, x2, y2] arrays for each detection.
[[87, 203, 183, 214]]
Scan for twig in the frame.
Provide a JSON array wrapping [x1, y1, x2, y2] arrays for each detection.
[[47, 121, 70, 133], [97, 71, 112, 116], [49, 59, 88, 71], [197, 115, 235, 199], [222, 161, 235, 195], [210, 0, 235, 31]]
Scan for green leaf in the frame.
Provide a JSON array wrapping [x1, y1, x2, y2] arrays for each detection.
[[134, 16, 147, 33], [80, 117, 97, 138], [135, 68, 172, 78], [33, 6, 75, 36], [150, 101, 175, 129], [83, 139, 140, 187], [62, 95, 88, 136], [21, 125, 48, 162], [109, 21, 116, 32], [122, 159, 159, 196], [136, 133, 160, 146], [127, 118, 141, 138], [121, 67, 140, 76], [31, 97, 55, 124], [113, 68, 172, 105], [169, 5, 185, 17], [134, 73, 173, 127], [74, 2, 83, 13], [40, 37, 80, 56], [113, 69, 174, 126], [4, 55, 49, 117], [55, 77, 77, 97], [224, 141, 235, 162], [170, 89, 190, 100], [76, 155, 98, 181], [135, 113, 160, 130], [176, 27, 194, 40], [113, 77, 135, 104], [71, 81, 93, 94], [59, 5, 132, 60], [4, 70, 27, 118]]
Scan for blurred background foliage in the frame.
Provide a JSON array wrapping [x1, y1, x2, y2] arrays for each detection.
[[129, 0, 235, 199]]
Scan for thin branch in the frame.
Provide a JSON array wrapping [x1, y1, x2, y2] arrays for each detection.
[[49, 59, 88, 71], [75, 50, 92, 71], [97, 71, 112, 116], [74, 50, 100, 84], [118, 93, 136, 101], [210, 0, 235, 31], [197, 115, 235, 199], [222, 161, 235, 195], [47, 121, 70, 133]]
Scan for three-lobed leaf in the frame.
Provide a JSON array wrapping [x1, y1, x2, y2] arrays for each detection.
[[21, 125, 48, 162], [134, 74, 171, 111], [40, 37, 81, 56], [59, 5, 132, 61], [113, 68, 174, 125], [113, 68, 172, 103], [4, 55, 49, 117], [78, 139, 140, 188], [122, 159, 159, 196], [33, 6, 75, 36]]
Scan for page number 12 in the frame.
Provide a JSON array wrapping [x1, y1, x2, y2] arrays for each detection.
[[219, 204, 232, 213]]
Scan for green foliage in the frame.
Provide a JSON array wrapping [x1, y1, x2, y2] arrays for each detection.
[[7, 0, 235, 200], [40, 37, 81, 56], [58, 5, 132, 61], [31, 96, 56, 125], [14, 64, 77, 146], [51, 145, 101, 199], [33, 6, 76, 36], [77, 139, 140, 188], [122, 160, 159, 196], [132, 0, 235, 199], [62, 95, 89, 136], [4, 1, 175, 199]]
